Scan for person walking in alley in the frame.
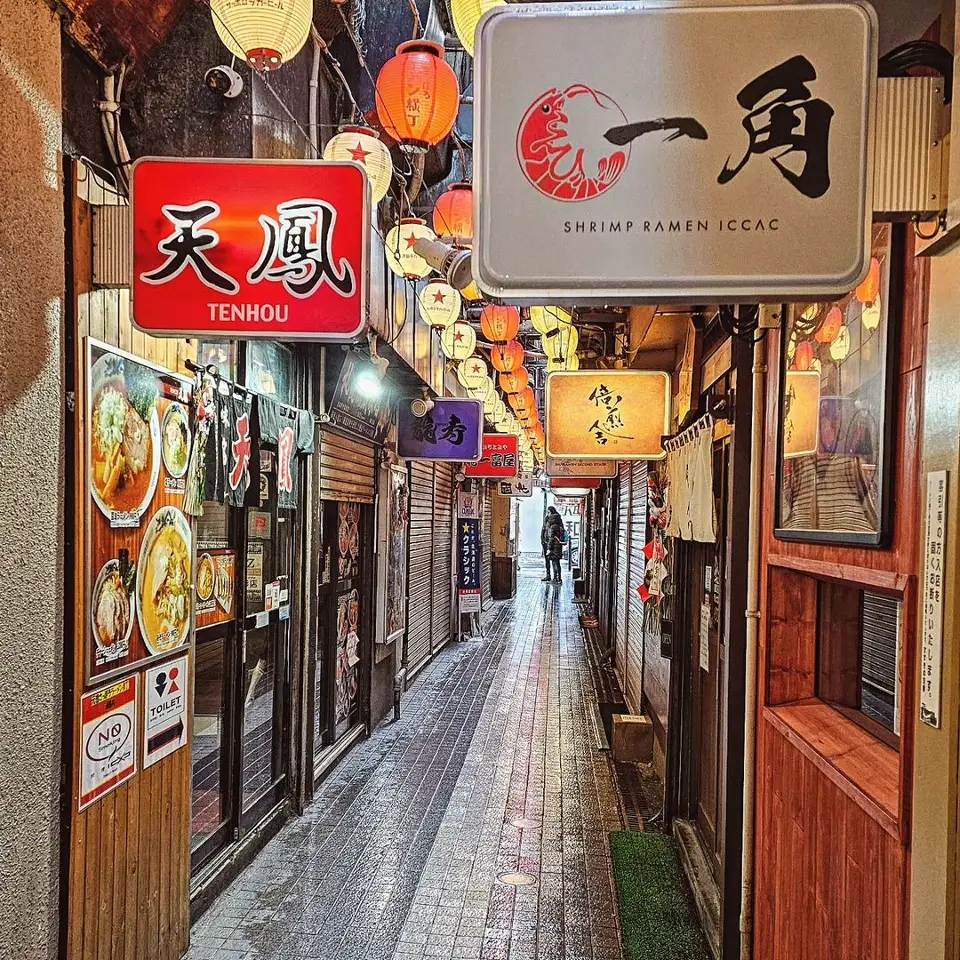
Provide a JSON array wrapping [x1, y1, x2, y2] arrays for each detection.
[[541, 506, 566, 583]]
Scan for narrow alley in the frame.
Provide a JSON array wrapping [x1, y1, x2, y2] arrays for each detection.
[[187, 574, 625, 960]]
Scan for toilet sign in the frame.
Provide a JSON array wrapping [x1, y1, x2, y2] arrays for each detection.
[[143, 656, 189, 768], [79, 675, 138, 810]]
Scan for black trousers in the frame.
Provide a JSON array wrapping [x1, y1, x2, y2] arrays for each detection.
[[544, 556, 561, 581]]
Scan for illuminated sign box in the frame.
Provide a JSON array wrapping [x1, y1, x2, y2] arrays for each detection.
[[465, 434, 520, 477], [546, 370, 670, 460], [474, 2, 876, 303]]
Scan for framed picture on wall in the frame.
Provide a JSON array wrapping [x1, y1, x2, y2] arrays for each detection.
[[774, 224, 903, 547]]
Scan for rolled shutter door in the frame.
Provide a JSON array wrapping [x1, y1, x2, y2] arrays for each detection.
[[431, 464, 454, 654], [615, 464, 631, 692], [406, 461, 434, 677], [319, 430, 376, 503], [481, 485, 493, 608], [626, 462, 648, 712]]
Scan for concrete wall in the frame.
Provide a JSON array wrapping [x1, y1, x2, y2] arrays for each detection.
[[0, 2, 64, 959]]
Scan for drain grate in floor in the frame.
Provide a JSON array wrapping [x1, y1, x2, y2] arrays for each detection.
[[616, 760, 666, 833]]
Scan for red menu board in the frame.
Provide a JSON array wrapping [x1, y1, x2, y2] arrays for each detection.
[[86, 340, 193, 684], [464, 434, 519, 478]]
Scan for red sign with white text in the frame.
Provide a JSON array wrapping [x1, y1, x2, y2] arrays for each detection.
[[465, 434, 519, 478], [131, 158, 369, 340]]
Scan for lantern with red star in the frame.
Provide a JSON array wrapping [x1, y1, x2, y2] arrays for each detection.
[[457, 356, 489, 390], [479, 304, 520, 343], [490, 340, 524, 373], [322, 126, 394, 202], [440, 321, 477, 360], [418, 280, 461, 328], [385, 218, 435, 279]]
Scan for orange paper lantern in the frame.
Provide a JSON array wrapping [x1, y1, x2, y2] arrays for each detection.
[[795, 340, 815, 371], [480, 304, 521, 343], [815, 305, 843, 344], [490, 340, 524, 373], [499, 367, 529, 394], [510, 387, 536, 415], [375, 41, 460, 153], [856, 257, 881, 304], [433, 182, 474, 241]]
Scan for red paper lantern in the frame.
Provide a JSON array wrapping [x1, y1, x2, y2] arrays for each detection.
[[499, 367, 529, 394], [480, 305, 521, 343], [815, 305, 843, 344], [490, 340, 524, 373], [856, 257, 881, 304], [375, 41, 460, 153], [433, 182, 474, 241], [796, 340, 815, 371]]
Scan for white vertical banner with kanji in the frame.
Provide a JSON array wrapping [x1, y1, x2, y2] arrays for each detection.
[[920, 470, 948, 728]]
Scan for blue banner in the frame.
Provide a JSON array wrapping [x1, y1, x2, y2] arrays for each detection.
[[457, 516, 482, 593], [397, 398, 483, 462]]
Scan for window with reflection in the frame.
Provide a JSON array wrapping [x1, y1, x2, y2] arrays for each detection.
[[245, 340, 294, 403], [776, 224, 898, 545]]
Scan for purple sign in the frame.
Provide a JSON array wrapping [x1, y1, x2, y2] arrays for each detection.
[[397, 398, 483, 462]]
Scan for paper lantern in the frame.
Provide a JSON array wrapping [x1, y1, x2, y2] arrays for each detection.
[[480, 304, 520, 343], [451, 0, 506, 56], [499, 367, 529, 394], [482, 392, 497, 415], [385, 218, 435, 279], [419, 281, 461, 328], [547, 352, 580, 373], [862, 297, 881, 331], [509, 387, 536, 415], [795, 340, 815, 371], [541, 324, 578, 360], [440, 321, 477, 360], [490, 340, 524, 373], [815, 305, 842, 344], [433, 182, 474, 241], [323, 126, 394, 202], [375, 41, 460, 153], [830, 326, 851, 361], [856, 257, 881, 304], [210, 0, 311, 70], [469, 376, 495, 403], [457, 356, 488, 390], [530, 306, 572, 335]]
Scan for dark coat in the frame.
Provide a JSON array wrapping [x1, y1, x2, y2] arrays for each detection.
[[541, 513, 566, 559]]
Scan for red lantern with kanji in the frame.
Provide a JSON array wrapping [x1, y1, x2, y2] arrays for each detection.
[[815, 305, 843, 344], [856, 257, 881, 304], [795, 340, 815, 371], [510, 387, 535, 415], [433, 182, 474, 240], [480, 305, 520, 343], [490, 340, 524, 373], [499, 367, 529, 394], [375, 41, 460, 153]]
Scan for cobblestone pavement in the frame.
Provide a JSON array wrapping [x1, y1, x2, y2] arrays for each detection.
[[186, 573, 625, 960]]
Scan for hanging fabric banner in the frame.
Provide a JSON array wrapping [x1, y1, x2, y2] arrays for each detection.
[[664, 414, 717, 543]]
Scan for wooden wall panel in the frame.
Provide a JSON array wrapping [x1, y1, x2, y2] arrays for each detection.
[[766, 567, 817, 705], [67, 163, 193, 960]]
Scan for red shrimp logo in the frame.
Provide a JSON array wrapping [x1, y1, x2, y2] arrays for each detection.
[[517, 84, 630, 202]]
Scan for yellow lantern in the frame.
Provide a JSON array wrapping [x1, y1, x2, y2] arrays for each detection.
[[541, 323, 579, 360], [451, 0, 507, 56], [210, 0, 311, 71], [419, 281, 461, 328], [457, 356, 489, 390], [385, 218, 436, 279], [468, 376, 495, 403], [323, 126, 394, 203], [862, 297, 881, 331], [440, 321, 477, 360], [547, 352, 580, 373], [530, 306, 572, 335], [482, 392, 498, 416], [829, 326, 851, 361]]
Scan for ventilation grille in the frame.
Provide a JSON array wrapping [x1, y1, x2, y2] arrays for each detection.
[[92, 204, 131, 287]]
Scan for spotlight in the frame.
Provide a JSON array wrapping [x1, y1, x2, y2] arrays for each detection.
[[412, 237, 475, 292], [354, 362, 384, 398]]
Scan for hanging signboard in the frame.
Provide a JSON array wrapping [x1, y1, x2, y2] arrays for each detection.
[[546, 370, 670, 460], [397, 398, 483, 462], [79, 675, 138, 810], [474, 2, 876, 302], [498, 473, 534, 497], [546, 456, 618, 479], [458, 491, 480, 519], [131, 158, 369, 339], [143, 656, 188, 768], [86, 340, 193, 685], [458, 514, 483, 613], [464, 434, 520, 478], [327, 352, 389, 442], [920, 470, 948, 728]]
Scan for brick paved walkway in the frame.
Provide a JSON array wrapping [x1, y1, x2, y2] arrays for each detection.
[[186, 573, 625, 960]]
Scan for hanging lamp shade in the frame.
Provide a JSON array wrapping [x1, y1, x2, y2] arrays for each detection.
[[479, 304, 520, 343], [499, 367, 529, 394], [375, 41, 460, 153], [490, 340, 525, 373], [433, 183, 474, 241], [541, 323, 579, 360], [440, 321, 477, 360], [451, 0, 506, 56], [815, 305, 843, 344], [418, 280, 461, 328], [457, 356, 489, 390], [323, 126, 394, 203], [856, 257, 881, 304], [210, 0, 311, 71], [385, 218, 436, 279], [530, 306, 572, 335]]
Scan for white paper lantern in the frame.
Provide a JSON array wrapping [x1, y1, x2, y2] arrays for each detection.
[[323, 126, 394, 202], [385, 218, 436, 279], [830, 326, 851, 361], [457, 356, 489, 390], [440, 321, 477, 360], [862, 298, 881, 331], [210, 0, 311, 70], [418, 280, 461, 328]]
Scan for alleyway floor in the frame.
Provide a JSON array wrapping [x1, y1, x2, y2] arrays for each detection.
[[188, 573, 627, 960]]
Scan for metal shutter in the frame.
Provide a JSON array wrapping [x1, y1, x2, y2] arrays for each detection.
[[626, 462, 648, 712], [319, 430, 376, 503], [431, 464, 455, 654], [861, 592, 901, 732], [406, 461, 434, 676], [615, 464, 632, 691], [481, 484, 493, 608]]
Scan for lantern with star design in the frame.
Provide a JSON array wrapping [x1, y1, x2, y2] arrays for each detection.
[[479, 304, 520, 343], [323, 126, 394, 202], [490, 340, 524, 373], [418, 280, 461, 328], [440, 321, 477, 360], [457, 356, 489, 390], [210, 0, 311, 70], [385, 218, 436, 279]]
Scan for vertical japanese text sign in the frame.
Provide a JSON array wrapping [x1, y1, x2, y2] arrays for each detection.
[[131, 159, 370, 340], [457, 493, 483, 613], [474, 2, 877, 302]]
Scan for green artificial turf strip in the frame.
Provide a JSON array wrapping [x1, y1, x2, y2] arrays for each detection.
[[609, 831, 710, 960]]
